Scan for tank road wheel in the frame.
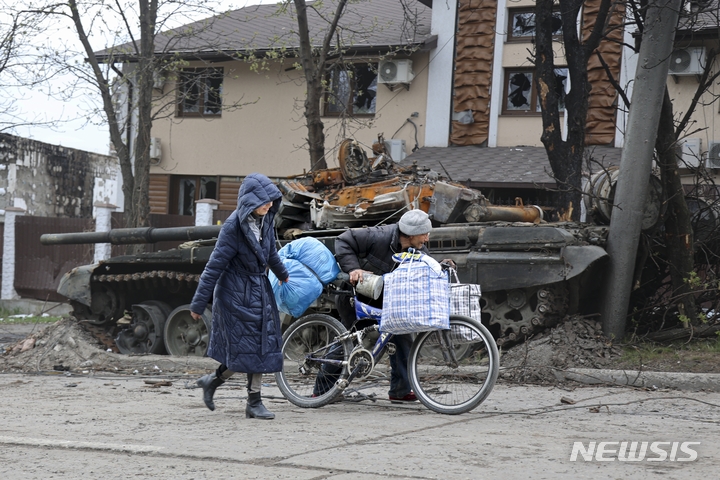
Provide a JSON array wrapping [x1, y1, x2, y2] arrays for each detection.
[[481, 282, 568, 345], [164, 305, 212, 356], [115, 301, 172, 355]]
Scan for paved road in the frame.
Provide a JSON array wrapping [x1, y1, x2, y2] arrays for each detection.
[[0, 372, 717, 479]]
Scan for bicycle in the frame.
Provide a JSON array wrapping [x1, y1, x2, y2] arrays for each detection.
[[275, 270, 499, 415]]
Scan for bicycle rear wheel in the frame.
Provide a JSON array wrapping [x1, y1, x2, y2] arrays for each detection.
[[275, 314, 353, 408], [408, 315, 499, 415]]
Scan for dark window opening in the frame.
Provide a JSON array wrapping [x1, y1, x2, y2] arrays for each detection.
[[507, 8, 563, 42], [170, 176, 219, 215], [177, 68, 223, 117], [502, 68, 568, 115], [324, 63, 377, 116]]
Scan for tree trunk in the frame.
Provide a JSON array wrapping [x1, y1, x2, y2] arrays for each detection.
[[128, 0, 156, 230], [656, 89, 698, 324], [67, 0, 134, 221], [535, 0, 607, 221], [294, 0, 327, 171]]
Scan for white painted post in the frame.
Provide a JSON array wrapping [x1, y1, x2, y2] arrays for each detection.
[[94, 202, 118, 264], [2, 207, 25, 300], [195, 199, 221, 226]]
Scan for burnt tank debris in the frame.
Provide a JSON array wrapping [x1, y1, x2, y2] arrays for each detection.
[[41, 137, 624, 356]]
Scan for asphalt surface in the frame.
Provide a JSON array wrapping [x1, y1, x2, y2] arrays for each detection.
[[0, 371, 717, 479]]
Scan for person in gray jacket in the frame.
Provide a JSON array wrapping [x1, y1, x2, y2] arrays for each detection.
[[333, 209, 439, 402]]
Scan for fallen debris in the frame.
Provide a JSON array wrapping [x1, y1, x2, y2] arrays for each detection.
[[500, 316, 621, 384]]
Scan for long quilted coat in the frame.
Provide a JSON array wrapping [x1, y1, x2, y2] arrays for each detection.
[[190, 174, 289, 373]]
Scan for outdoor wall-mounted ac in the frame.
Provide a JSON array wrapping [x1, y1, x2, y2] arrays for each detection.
[[706, 141, 720, 169], [668, 47, 705, 76], [378, 59, 415, 84], [384, 139, 406, 162], [153, 70, 166, 90], [677, 138, 702, 168], [150, 137, 162, 161]]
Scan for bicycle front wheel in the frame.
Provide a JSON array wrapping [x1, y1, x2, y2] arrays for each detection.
[[275, 314, 353, 408], [408, 315, 499, 415]]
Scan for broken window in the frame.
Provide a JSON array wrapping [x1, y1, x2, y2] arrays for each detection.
[[176, 68, 223, 117], [502, 68, 568, 115], [324, 63, 377, 116], [170, 175, 219, 215], [507, 8, 562, 42]]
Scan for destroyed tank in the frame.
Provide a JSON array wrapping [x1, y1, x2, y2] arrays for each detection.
[[42, 138, 630, 355]]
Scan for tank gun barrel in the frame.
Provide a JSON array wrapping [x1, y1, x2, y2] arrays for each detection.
[[40, 226, 222, 246]]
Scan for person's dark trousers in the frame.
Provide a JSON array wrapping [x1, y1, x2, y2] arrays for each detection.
[[388, 334, 413, 398], [312, 343, 345, 396]]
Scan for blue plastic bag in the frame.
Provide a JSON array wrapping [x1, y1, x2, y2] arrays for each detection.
[[268, 237, 340, 318]]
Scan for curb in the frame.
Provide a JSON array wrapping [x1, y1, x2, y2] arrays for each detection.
[[556, 368, 720, 392]]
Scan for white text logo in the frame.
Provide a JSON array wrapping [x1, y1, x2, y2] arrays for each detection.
[[569, 441, 700, 462]]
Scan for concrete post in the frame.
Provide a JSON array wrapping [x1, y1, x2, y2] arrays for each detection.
[[94, 202, 118, 264], [2, 207, 26, 300], [600, 0, 682, 340], [195, 199, 221, 227]]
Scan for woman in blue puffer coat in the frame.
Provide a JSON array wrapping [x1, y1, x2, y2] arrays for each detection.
[[190, 173, 289, 420]]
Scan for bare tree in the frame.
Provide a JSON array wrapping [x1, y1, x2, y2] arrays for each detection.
[[534, 0, 613, 221], [0, 3, 54, 132], [26, 0, 242, 229], [291, 0, 348, 171], [272, 0, 428, 171]]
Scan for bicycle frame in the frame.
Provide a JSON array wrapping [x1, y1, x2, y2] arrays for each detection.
[[301, 297, 393, 388]]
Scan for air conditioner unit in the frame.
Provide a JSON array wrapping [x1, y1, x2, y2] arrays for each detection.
[[149, 137, 162, 161], [677, 138, 702, 168], [706, 142, 720, 169], [378, 59, 415, 84], [668, 47, 705, 76], [384, 139, 406, 162], [152, 70, 166, 90]]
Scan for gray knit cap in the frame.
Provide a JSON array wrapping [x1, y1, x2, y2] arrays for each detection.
[[398, 209, 432, 235]]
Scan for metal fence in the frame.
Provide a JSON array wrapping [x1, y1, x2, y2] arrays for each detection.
[[15, 216, 93, 302]]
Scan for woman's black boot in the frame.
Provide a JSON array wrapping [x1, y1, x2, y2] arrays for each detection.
[[246, 392, 275, 419], [197, 373, 224, 411]]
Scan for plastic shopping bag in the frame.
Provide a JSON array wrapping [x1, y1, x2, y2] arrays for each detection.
[[380, 252, 450, 334], [269, 237, 341, 318], [449, 270, 482, 323]]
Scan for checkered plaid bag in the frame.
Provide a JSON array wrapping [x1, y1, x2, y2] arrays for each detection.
[[449, 270, 482, 323], [380, 252, 450, 334]]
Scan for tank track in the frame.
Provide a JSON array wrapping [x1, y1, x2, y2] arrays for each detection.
[[72, 270, 201, 353], [94, 270, 201, 286], [483, 282, 569, 347]]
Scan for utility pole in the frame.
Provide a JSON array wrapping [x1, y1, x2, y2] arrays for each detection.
[[600, 0, 683, 339]]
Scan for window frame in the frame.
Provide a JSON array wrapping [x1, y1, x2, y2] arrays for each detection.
[[176, 67, 224, 118], [506, 7, 563, 43], [323, 62, 378, 117], [501, 68, 568, 116], [169, 175, 220, 216]]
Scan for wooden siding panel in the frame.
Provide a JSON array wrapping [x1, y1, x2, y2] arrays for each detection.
[[149, 174, 170, 214], [582, 0, 625, 145], [219, 177, 243, 211], [451, 0, 497, 147]]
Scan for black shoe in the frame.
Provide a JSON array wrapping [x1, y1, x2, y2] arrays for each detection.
[[196, 373, 224, 411], [389, 392, 418, 404], [246, 392, 275, 420]]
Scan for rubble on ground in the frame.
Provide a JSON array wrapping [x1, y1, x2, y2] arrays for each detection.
[[499, 316, 622, 384], [0, 317, 215, 375], [2, 315, 620, 383]]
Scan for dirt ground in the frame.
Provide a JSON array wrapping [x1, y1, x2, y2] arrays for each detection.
[[2, 315, 720, 382]]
